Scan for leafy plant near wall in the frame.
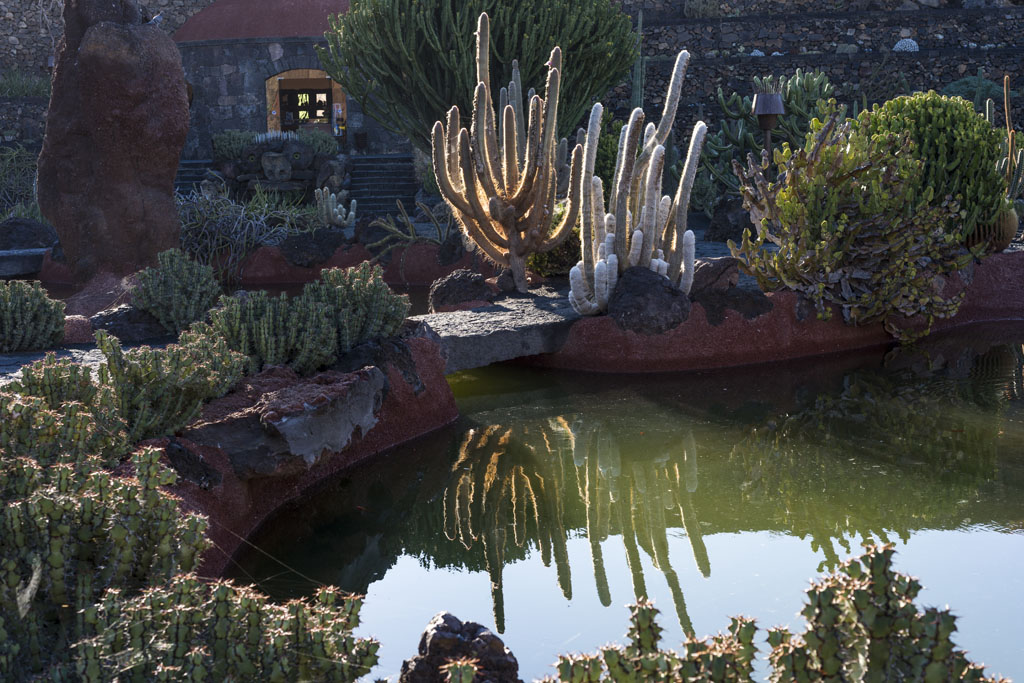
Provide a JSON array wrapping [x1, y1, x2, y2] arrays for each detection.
[[729, 110, 975, 342], [0, 69, 51, 98], [365, 199, 458, 276], [858, 90, 1004, 241], [318, 0, 638, 155], [686, 70, 835, 217], [211, 128, 339, 162], [133, 248, 222, 334], [0, 144, 38, 217], [0, 280, 64, 353]]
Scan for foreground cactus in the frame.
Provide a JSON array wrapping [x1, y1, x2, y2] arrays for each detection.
[[432, 12, 583, 293], [0, 280, 64, 353], [133, 248, 222, 334], [316, 186, 357, 228], [568, 50, 706, 315]]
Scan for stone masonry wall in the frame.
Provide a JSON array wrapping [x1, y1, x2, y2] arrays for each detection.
[[0, 0, 214, 74], [616, 0, 1022, 21]]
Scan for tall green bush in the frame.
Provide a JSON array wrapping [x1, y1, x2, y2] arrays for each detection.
[[0, 144, 37, 217], [133, 249, 222, 334], [318, 0, 638, 153], [0, 280, 64, 353]]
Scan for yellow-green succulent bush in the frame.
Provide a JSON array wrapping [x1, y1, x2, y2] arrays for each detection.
[[729, 109, 975, 342], [95, 329, 247, 442], [133, 248, 222, 334], [0, 280, 64, 353], [859, 91, 1004, 240]]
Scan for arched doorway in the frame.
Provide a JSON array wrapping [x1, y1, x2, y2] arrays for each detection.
[[265, 68, 346, 140]]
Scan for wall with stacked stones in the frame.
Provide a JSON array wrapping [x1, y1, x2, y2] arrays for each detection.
[[0, 0, 214, 74]]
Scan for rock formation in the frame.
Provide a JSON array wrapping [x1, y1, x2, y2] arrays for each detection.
[[36, 0, 189, 282]]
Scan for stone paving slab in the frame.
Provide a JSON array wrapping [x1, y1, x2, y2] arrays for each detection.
[[0, 347, 106, 386], [0, 248, 47, 277]]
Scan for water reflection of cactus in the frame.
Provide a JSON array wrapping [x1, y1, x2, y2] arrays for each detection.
[[439, 417, 711, 635]]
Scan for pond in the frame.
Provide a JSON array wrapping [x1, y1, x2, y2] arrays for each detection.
[[230, 324, 1024, 681]]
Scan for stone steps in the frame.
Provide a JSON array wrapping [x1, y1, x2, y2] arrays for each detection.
[[174, 159, 213, 194], [349, 154, 419, 217]]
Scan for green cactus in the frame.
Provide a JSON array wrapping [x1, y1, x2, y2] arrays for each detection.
[[630, 11, 647, 111], [860, 90, 1004, 240], [568, 50, 706, 315], [730, 108, 977, 342], [0, 280, 64, 353], [133, 248, 223, 334], [442, 658, 479, 683], [95, 329, 247, 441], [315, 186, 357, 228], [431, 13, 584, 293]]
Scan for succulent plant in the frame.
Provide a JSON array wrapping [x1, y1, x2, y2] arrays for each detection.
[[133, 248, 223, 334], [730, 109, 976, 342], [95, 328, 247, 441], [431, 12, 584, 293], [315, 186, 357, 228], [442, 658, 480, 683], [568, 50, 706, 315], [0, 280, 64, 353], [860, 90, 1004, 240]]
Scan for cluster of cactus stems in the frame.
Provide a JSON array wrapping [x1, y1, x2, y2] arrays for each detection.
[[95, 329, 247, 442], [0, 280, 64, 353], [861, 90, 1004, 240], [315, 186, 357, 228], [133, 249, 222, 334], [209, 263, 409, 375], [442, 658, 480, 683], [730, 110, 977, 342], [432, 12, 584, 293], [442, 418, 706, 636], [73, 577, 377, 681], [568, 50, 705, 315]]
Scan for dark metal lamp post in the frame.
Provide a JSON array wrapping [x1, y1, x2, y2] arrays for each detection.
[[752, 91, 784, 165]]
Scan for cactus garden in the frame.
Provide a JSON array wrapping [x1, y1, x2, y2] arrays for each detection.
[[2, 0, 1024, 680]]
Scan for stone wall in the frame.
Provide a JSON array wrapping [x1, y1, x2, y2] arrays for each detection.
[[616, 0, 1020, 21], [179, 36, 405, 159], [0, 94, 46, 142], [0, 0, 213, 73]]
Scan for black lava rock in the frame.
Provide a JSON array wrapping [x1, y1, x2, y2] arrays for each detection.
[[399, 612, 522, 683], [429, 268, 495, 312], [607, 266, 691, 335]]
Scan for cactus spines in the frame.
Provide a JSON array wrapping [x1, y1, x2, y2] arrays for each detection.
[[0, 280, 64, 353], [315, 186, 357, 228], [432, 12, 584, 293], [569, 50, 707, 315], [133, 248, 222, 334]]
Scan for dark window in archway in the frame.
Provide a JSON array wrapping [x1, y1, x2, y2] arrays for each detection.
[[279, 88, 332, 131]]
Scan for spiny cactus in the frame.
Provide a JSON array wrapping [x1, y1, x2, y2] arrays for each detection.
[[432, 12, 584, 293], [0, 446, 210, 679], [73, 576, 378, 682], [860, 90, 1004, 240], [0, 280, 64, 353], [302, 262, 410, 354], [95, 329, 247, 441], [568, 50, 706, 315], [207, 291, 339, 376], [315, 186, 357, 228], [133, 248, 222, 334], [442, 658, 479, 683]]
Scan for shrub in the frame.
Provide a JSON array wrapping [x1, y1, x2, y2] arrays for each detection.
[[95, 329, 247, 441], [942, 72, 1015, 111], [0, 70, 50, 98], [0, 144, 38, 217], [528, 225, 580, 277], [859, 91, 1004, 239], [297, 127, 339, 157], [133, 249, 222, 333], [211, 129, 256, 162], [0, 280, 64, 353], [729, 110, 974, 342]]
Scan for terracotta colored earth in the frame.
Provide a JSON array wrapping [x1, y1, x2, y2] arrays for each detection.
[[173, 0, 350, 42]]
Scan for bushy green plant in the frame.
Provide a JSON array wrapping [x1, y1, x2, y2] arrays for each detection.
[[0, 442, 210, 679], [0, 280, 64, 353], [942, 71, 1015, 112], [527, 225, 579, 277], [859, 91, 1004, 239], [206, 291, 338, 375], [297, 127, 340, 157], [133, 248, 222, 334], [0, 144, 38, 217], [95, 329, 247, 441], [211, 129, 256, 162], [302, 262, 410, 354], [74, 576, 378, 681], [683, 0, 720, 18], [729, 110, 974, 342], [0, 70, 50, 98]]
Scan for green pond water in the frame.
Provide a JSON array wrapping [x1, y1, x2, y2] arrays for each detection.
[[230, 324, 1024, 681]]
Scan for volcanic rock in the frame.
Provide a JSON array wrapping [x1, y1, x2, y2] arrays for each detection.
[[690, 257, 740, 297], [89, 304, 169, 342], [705, 197, 754, 243], [608, 266, 691, 335], [0, 217, 58, 250], [429, 269, 495, 313], [399, 612, 522, 683]]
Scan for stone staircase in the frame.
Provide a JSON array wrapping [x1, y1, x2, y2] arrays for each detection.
[[349, 153, 419, 217], [174, 158, 213, 194]]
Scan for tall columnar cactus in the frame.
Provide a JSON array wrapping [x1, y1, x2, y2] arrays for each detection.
[[133, 248, 222, 334], [0, 280, 64, 353], [315, 186, 357, 228], [432, 12, 584, 293], [568, 51, 707, 315]]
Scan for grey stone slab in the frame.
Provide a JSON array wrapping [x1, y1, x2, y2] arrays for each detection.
[[0, 248, 47, 277], [0, 348, 107, 387], [413, 286, 580, 374]]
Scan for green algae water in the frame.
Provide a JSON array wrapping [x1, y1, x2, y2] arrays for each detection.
[[230, 325, 1024, 680]]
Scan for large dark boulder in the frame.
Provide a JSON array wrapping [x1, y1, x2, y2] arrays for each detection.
[[89, 304, 169, 342], [705, 197, 753, 243], [608, 266, 691, 335], [399, 612, 522, 683], [429, 269, 494, 313], [690, 257, 739, 298], [36, 0, 189, 281], [0, 217, 58, 250], [278, 228, 349, 268]]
